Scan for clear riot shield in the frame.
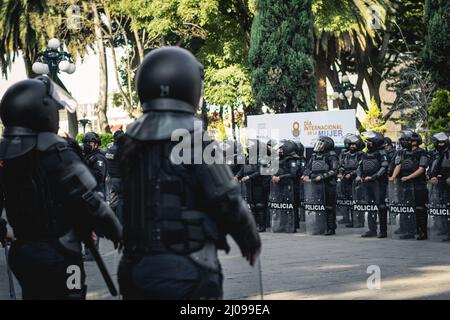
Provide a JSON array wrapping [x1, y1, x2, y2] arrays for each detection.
[[427, 181, 450, 242], [388, 180, 416, 239], [303, 181, 327, 235], [298, 180, 306, 233], [336, 179, 353, 224], [352, 180, 379, 230], [268, 179, 296, 233], [222, 236, 264, 300]]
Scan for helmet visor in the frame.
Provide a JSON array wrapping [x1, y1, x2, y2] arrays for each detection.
[[49, 80, 77, 113]]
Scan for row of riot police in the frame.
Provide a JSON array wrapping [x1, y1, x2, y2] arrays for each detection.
[[0, 46, 260, 300], [234, 129, 450, 242]]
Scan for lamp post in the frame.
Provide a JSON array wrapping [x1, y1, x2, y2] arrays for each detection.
[[330, 74, 362, 109], [32, 38, 78, 137], [78, 113, 91, 134]]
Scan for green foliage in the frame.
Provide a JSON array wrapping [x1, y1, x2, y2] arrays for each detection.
[[428, 89, 450, 136], [76, 132, 114, 147], [362, 97, 387, 133], [249, 0, 316, 113], [422, 0, 450, 90]]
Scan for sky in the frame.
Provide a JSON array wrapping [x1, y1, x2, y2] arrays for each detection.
[[0, 47, 124, 105]]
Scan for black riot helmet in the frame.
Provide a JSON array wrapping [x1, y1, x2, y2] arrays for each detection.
[[82, 131, 101, 154], [113, 129, 124, 141], [431, 132, 449, 151], [384, 137, 393, 148], [0, 76, 77, 133], [294, 141, 305, 157], [344, 134, 364, 152], [363, 131, 384, 152], [313, 136, 335, 153], [136, 47, 204, 114], [400, 130, 422, 149], [278, 140, 297, 157]]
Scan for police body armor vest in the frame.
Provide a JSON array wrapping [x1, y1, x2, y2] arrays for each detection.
[[123, 143, 220, 270], [104, 143, 120, 178], [2, 147, 73, 242], [311, 154, 329, 175], [361, 152, 381, 176], [400, 150, 420, 177], [439, 149, 450, 178], [342, 151, 359, 172]]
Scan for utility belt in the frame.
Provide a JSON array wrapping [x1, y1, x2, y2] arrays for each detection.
[[125, 212, 221, 272]]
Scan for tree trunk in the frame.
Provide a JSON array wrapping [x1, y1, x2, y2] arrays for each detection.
[[315, 46, 328, 111], [92, 2, 110, 133], [201, 99, 208, 131]]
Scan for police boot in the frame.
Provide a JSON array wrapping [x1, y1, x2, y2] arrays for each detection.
[[257, 209, 266, 232], [378, 209, 388, 238], [338, 209, 351, 224], [416, 208, 428, 240], [345, 210, 354, 228], [362, 213, 377, 237], [324, 209, 336, 236]]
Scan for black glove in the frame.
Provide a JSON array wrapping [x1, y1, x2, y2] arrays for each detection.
[[95, 202, 122, 248], [229, 200, 262, 266]]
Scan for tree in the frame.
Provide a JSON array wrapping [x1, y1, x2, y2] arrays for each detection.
[[422, 0, 450, 90], [361, 97, 387, 132], [312, 0, 388, 111], [249, 0, 316, 113], [428, 89, 450, 137]]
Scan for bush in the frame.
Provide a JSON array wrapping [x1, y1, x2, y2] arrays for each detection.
[[76, 132, 114, 147], [428, 89, 450, 136]]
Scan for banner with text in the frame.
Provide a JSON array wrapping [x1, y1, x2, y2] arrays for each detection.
[[247, 109, 357, 147]]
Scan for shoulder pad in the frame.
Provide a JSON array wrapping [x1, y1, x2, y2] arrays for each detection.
[[37, 133, 67, 151], [328, 151, 337, 156], [378, 149, 388, 156]]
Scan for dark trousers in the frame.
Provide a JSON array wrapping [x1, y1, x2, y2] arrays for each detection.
[[9, 240, 86, 300], [415, 183, 428, 235], [118, 253, 223, 300], [367, 182, 388, 234], [325, 183, 336, 231]]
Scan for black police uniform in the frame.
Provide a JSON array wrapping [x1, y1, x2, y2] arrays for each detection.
[[357, 132, 389, 237], [337, 135, 364, 226], [394, 132, 429, 239], [104, 131, 124, 222], [83, 132, 108, 198], [303, 137, 338, 235], [117, 47, 261, 300], [0, 77, 121, 300], [429, 133, 450, 240]]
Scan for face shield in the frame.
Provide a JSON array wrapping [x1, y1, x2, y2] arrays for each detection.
[[38, 76, 77, 113], [313, 139, 326, 152]]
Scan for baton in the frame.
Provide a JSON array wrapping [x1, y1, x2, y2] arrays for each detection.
[[84, 237, 118, 297], [2, 241, 16, 300], [257, 256, 264, 300]]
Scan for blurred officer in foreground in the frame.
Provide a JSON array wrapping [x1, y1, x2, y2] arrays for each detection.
[[0, 76, 121, 299], [117, 47, 261, 300]]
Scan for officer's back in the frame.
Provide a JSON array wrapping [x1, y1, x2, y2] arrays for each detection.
[[117, 47, 261, 300]]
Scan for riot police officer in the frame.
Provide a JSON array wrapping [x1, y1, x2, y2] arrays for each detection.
[[236, 140, 268, 232], [429, 132, 450, 241], [269, 140, 301, 233], [356, 131, 389, 238], [117, 47, 261, 299], [0, 76, 121, 299], [337, 134, 364, 227], [104, 130, 124, 222], [82, 132, 108, 198], [384, 137, 397, 178], [390, 130, 429, 240], [302, 137, 338, 235]]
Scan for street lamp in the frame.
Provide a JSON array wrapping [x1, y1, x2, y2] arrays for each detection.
[[78, 113, 91, 134], [32, 38, 76, 79], [331, 73, 362, 109], [32, 38, 78, 137]]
